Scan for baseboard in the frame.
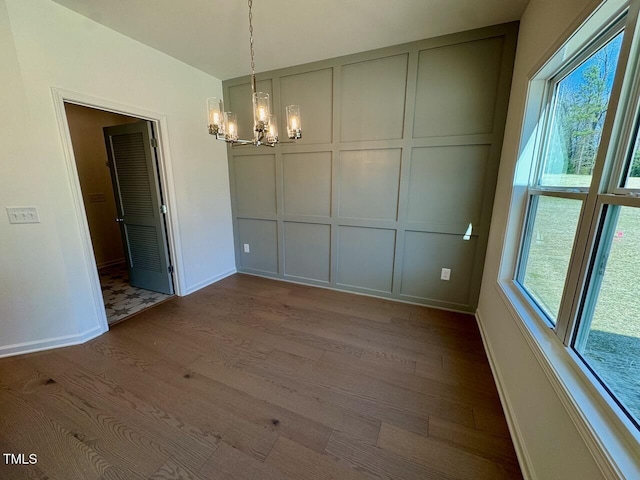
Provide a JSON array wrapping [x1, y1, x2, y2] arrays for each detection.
[[97, 258, 126, 270], [238, 270, 473, 315], [494, 284, 636, 479], [475, 310, 536, 480], [183, 268, 237, 295], [0, 325, 107, 359]]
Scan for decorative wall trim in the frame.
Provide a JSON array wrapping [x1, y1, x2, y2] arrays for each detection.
[[0, 325, 106, 359], [475, 309, 536, 480], [224, 23, 519, 313], [183, 268, 237, 295]]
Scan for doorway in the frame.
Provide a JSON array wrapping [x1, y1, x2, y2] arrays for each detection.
[[64, 103, 175, 325]]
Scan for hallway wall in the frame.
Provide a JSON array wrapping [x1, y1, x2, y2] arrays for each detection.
[[64, 103, 138, 268]]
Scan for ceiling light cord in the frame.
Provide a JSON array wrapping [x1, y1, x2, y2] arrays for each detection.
[[248, 0, 256, 96]]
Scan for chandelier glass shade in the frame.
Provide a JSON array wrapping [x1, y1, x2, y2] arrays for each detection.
[[207, 0, 301, 147]]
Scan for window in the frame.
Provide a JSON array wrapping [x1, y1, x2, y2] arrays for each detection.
[[519, 196, 582, 321], [538, 32, 623, 189], [577, 205, 640, 424], [516, 7, 640, 432], [517, 27, 624, 325], [624, 127, 640, 186]]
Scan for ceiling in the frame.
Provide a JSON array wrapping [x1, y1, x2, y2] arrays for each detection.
[[51, 0, 529, 80]]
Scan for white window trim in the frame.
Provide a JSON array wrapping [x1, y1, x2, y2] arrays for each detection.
[[496, 0, 640, 476], [497, 281, 640, 478]]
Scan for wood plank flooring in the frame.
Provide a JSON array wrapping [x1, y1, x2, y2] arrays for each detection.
[[0, 274, 523, 479]]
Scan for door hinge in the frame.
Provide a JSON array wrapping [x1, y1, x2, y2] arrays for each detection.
[[150, 138, 158, 148], [168, 265, 174, 274], [161, 204, 167, 214]]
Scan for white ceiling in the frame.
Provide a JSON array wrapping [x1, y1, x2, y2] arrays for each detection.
[[51, 0, 529, 80]]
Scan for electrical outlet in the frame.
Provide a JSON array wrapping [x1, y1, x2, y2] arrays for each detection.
[[440, 268, 451, 281], [7, 206, 40, 224], [243, 243, 250, 253]]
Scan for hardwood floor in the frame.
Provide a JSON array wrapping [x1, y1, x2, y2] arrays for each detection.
[[0, 274, 523, 479]]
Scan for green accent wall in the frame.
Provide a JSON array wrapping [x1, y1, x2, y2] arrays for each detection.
[[223, 22, 518, 312]]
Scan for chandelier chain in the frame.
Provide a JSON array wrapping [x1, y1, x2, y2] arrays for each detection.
[[248, 0, 256, 94]]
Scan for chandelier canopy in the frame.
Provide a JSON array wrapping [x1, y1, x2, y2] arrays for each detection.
[[207, 0, 302, 147]]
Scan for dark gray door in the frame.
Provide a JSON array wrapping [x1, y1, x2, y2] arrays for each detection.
[[104, 122, 174, 295]]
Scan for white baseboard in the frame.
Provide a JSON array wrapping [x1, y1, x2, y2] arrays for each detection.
[[97, 258, 126, 270], [239, 271, 473, 314], [183, 268, 237, 295], [475, 310, 535, 480], [0, 325, 107, 359], [0, 268, 238, 358]]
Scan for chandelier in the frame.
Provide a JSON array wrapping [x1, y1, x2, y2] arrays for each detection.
[[207, 0, 302, 147]]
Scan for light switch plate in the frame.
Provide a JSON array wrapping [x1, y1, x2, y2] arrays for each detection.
[[88, 193, 106, 203], [7, 206, 40, 224]]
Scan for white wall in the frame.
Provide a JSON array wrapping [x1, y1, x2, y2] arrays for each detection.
[[0, 0, 235, 356], [65, 103, 138, 268], [478, 0, 638, 478]]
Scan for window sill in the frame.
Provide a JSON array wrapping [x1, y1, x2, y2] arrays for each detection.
[[494, 280, 640, 479]]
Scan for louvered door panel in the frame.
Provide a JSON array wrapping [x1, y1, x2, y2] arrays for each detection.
[[104, 122, 174, 295], [125, 224, 163, 272]]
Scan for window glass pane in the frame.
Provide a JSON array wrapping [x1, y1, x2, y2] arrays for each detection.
[[578, 206, 640, 424], [624, 127, 640, 188], [539, 32, 623, 188], [520, 196, 582, 323]]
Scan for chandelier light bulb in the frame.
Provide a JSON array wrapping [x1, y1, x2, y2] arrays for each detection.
[[206, 0, 301, 146], [224, 112, 238, 142], [266, 115, 278, 144], [207, 97, 224, 134], [253, 92, 271, 133], [286, 105, 302, 140]]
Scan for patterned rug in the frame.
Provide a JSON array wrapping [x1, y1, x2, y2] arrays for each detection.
[[99, 263, 172, 325]]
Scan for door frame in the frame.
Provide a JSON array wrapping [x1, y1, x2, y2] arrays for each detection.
[[51, 88, 184, 332]]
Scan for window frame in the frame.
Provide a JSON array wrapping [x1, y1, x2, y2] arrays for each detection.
[[532, 22, 626, 193], [560, 14, 640, 346], [571, 196, 640, 432], [510, 0, 640, 448], [515, 19, 626, 331], [516, 192, 586, 325], [608, 29, 640, 194]]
